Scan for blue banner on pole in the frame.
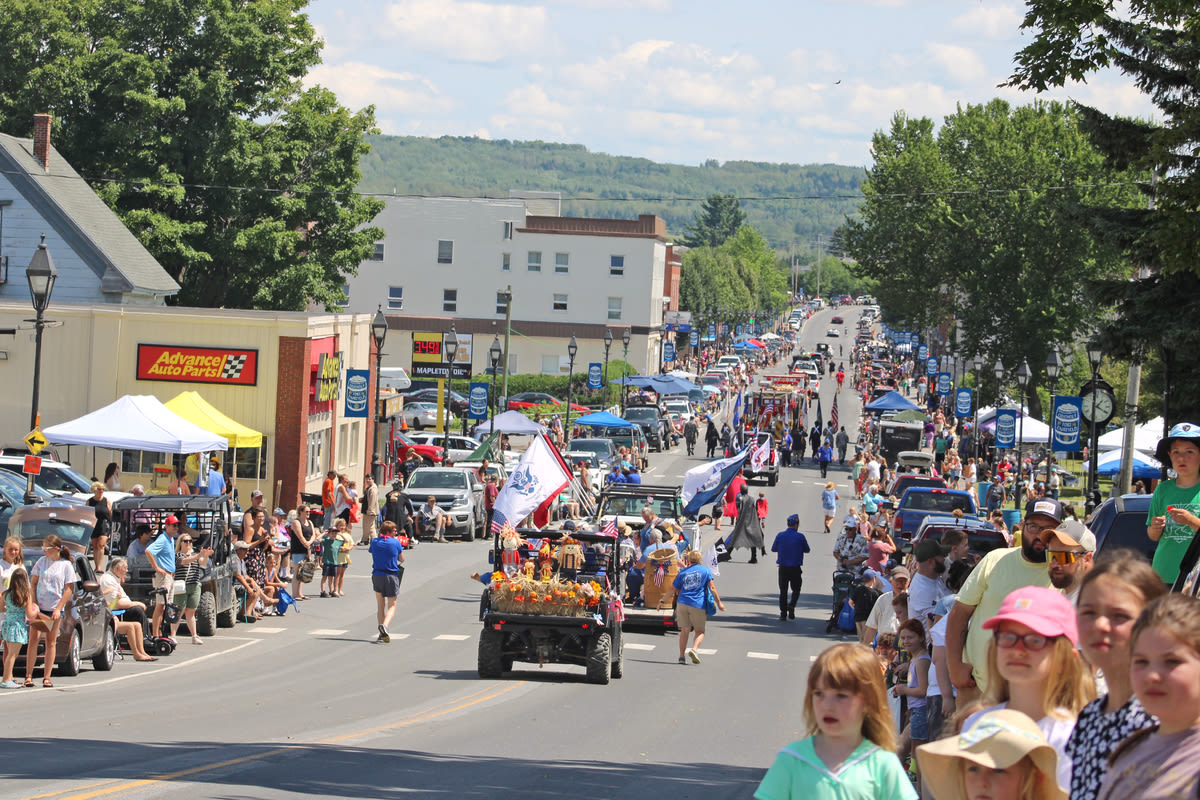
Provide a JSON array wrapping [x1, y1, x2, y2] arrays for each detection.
[[735, 324, 744, 337], [587, 363, 602, 390], [344, 369, 369, 417], [707, 323, 716, 338], [995, 408, 1018, 449], [926, 357, 938, 377], [917, 344, 928, 362], [1051, 395, 1083, 452], [937, 372, 952, 396], [663, 342, 676, 363], [955, 388, 973, 418], [468, 382, 489, 420], [689, 330, 699, 346]]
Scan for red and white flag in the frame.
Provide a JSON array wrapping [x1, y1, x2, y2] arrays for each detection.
[[750, 434, 771, 473], [491, 433, 574, 530]]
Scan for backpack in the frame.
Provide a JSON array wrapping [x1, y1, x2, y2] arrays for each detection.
[[988, 482, 1005, 502]]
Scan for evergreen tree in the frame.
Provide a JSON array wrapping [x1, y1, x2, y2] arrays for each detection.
[[681, 193, 748, 248]]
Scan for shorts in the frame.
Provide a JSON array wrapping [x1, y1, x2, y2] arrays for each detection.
[[291, 553, 306, 565], [675, 603, 707, 632], [908, 703, 929, 741], [372, 573, 400, 598], [152, 570, 174, 605], [322, 564, 338, 578], [183, 582, 201, 610]]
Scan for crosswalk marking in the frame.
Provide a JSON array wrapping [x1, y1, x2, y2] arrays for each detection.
[[747, 651, 780, 660], [310, 628, 348, 636], [625, 643, 656, 651], [249, 626, 285, 633], [696, 648, 717, 655], [434, 634, 471, 641]]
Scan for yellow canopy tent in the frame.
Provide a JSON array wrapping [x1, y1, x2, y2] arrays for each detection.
[[165, 391, 264, 493]]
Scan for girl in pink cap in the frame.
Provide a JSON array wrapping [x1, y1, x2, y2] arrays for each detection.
[[961, 585, 1096, 794]]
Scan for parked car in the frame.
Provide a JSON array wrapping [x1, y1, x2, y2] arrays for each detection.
[[1085, 493, 1155, 562], [563, 451, 603, 495], [604, 427, 650, 471], [393, 432, 445, 466], [893, 487, 980, 542], [885, 473, 948, 498], [622, 404, 669, 452], [906, 514, 1009, 560], [0, 455, 94, 496], [0, 470, 59, 539], [743, 431, 780, 486], [13, 528, 118, 677], [401, 401, 439, 431], [565, 438, 619, 473], [506, 392, 589, 413], [408, 432, 480, 462], [404, 467, 485, 541], [404, 387, 468, 416], [457, 459, 508, 487]]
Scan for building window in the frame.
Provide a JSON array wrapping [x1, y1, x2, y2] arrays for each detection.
[[502, 252, 511, 271], [607, 297, 622, 321], [443, 289, 457, 313], [306, 429, 328, 479], [337, 284, 350, 307], [503, 222, 513, 240], [553, 293, 568, 312], [541, 355, 560, 375], [527, 251, 541, 272], [610, 255, 624, 276], [370, 242, 385, 261], [437, 240, 453, 264], [120, 450, 167, 475], [388, 286, 404, 310], [555, 252, 569, 274], [496, 291, 508, 315]]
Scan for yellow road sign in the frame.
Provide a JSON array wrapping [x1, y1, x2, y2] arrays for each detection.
[[24, 428, 48, 455]]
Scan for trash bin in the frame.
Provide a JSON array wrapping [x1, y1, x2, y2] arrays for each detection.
[[1002, 509, 1021, 530], [976, 481, 991, 510]]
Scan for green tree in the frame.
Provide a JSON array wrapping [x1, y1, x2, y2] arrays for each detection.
[[679, 225, 787, 322], [681, 193, 748, 248], [0, 0, 383, 310]]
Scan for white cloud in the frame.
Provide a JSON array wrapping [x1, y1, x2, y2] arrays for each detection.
[[305, 62, 453, 114], [950, 4, 1024, 40], [383, 0, 548, 63], [543, 0, 673, 8], [925, 43, 988, 83]]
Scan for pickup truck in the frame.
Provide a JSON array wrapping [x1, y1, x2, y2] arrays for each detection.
[[893, 487, 979, 543]]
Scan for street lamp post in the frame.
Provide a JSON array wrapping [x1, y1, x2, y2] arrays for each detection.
[[25, 236, 57, 505], [602, 328, 613, 406], [1044, 348, 1063, 492], [620, 328, 631, 414], [1015, 358, 1032, 510], [371, 306, 388, 478], [565, 335, 578, 447], [443, 325, 458, 452], [992, 360, 1005, 468], [1085, 340, 1103, 514], [488, 335, 502, 431]]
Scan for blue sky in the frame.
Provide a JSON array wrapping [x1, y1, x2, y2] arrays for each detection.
[[304, 0, 1154, 168]]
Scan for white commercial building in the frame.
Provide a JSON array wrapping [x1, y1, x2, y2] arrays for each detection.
[[343, 195, 675, 380]]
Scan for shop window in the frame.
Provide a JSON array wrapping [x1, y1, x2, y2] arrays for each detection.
[[503, 222, 513, 240], [607, 297, 622, 321], [338, 423, 349, 467], [555, 253, 569, 274], [496, 291, 508, 315], [508, 353, 519, 374], [443, 289, 457, 313], [501, 252, 511, 272], [306, 429, 328, 479], [388, 286, 404, 310], [233, 439, 268, 480], [553, 294, 568, 312], [540, 355, 559, 375], [370, 242, 385, 261], [610, 255, 624, 276], [527, 251, 541, 272], [121, 450, 167, 475], [348, 422, 360, 467], [437, 240, 454, 264]]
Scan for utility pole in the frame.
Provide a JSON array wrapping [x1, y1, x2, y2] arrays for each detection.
[[500, 285, 513, 408], [1116, 177, 1156, 496], [815, 234, 824, 300]]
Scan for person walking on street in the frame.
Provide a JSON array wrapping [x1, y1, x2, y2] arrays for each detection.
[[820, 481, 839, 534], [369, 521, 405, 642], [359, 474, 380, 545], [817, 439, 834, 479], [772, 514, 810, 621], [835, 426, 850, 465], [705, 418, 719, 458], [809, 425, 821, 461], [726, 485, 766, 563], [684, 416, 698, 456], [672, 550, 724, 665], [781, 428, 793, 468]]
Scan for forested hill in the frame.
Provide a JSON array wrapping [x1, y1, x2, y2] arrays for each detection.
[[359, 135, 864, 250]]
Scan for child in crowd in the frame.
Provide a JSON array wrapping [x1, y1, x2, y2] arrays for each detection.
[[917, 708, 1066, 800], [319, 527, 342, 599], [1098, 593, 1200, 800], [2, 568, 35, 688], [1066, 551, 1166, 800], [962, 586, 1094, 794], [755, 642, 917, 800], [333, 518, 354, 597], [893, 618, 932, 792]]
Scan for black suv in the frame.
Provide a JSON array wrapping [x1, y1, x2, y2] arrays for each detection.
[[906, 514, 1008, 561], [622, 405, 667, 451], [1085, 494, 1155, 562], [110, 495, 240, 636]]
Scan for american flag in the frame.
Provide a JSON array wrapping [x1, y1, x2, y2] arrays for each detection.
[[601, 517, 618, 538], [490, 509, 508, 536], [830, 393, 839, 430]]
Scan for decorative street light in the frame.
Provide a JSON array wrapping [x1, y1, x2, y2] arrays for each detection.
[[992, 359, 1006, 471], [1044, 348, 1063, 491], [24, 236, 57, 504], [371, 305, 388, 479], [602, 328, 613, 405], [1085, 340, 1104, 513], [1015, 358, 1032, 509], [488, 334, 502, 431], [620, 327, 631, 414], [564, 335, 578, 447], [443, 325, 458, 452]]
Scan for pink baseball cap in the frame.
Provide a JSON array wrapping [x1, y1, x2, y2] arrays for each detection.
[[981, 586, 1077, 646]]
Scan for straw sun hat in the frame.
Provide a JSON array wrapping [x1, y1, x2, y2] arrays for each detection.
[[916, 709, 1066, 800]]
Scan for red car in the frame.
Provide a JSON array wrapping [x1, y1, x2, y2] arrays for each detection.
[[394, 433, 444, 465], [506, 392, 589, 413], [831, 316, 844, 324]]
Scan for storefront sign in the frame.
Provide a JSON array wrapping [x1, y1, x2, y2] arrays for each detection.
[[468, 382, 489, 420], [587, 363, 602, 390], [1051, 396, 1083, 452], [344, 369, 369, 417], [411, 331, 472, 379], [316, 352, 342, 402], [995, 408, 1018, 449], [955, 388, 973, 418], [378, 393, 404, 419], [136, 344, 258, 386]]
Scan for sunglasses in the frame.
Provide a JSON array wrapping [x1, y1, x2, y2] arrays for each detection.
[[1047, 550, 1085, 565], [180, 538, 192, 543], [993, 630, 1051, 651]]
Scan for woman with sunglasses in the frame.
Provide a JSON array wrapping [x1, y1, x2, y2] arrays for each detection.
[[170, 534, 212, 645], [1148, 421, 1200, 586]]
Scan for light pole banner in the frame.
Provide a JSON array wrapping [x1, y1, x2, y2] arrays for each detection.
[[689, 330, 699, 346], [955, 388, 973, 418], [937, 372, 952, 396], [995, 408, 1018, 449], [1051, 395, 1083, 452], [663, 342, 676, 363], [344, 369, 369, 417], [926, 357, 938, 377], [587, 363, 602, 389], [917, 344, 928, 362], [468, 382, 489, 420]]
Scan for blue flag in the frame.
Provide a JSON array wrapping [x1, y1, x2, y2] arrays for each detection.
[[682, 449, 750, 517], [732, 392, 742, 428]]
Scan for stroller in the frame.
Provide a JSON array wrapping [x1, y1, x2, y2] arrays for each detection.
[[825, 569, 858, 634]]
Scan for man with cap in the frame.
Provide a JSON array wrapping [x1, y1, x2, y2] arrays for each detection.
[[1043, 519, 1095, 603], [945, 497, 1061, 702], [909, 539, 950, 631], [862, 566, 909, 648], [145, 514, 183, 638], [770, 513, 811, 621], [203, 457, 227, 497]]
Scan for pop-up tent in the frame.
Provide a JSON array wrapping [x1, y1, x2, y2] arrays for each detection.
[[864, 391, 922, 413], [1097, 416, 1163, 454], [44, 395, 228, 453], [1091, 448, 1163, 480], [613, 374, 696, 396], [573, 411, 634, 428], [166, 391, 264, 490], [472, 410, 546, 436]]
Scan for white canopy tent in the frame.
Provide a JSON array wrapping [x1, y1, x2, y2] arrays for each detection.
[[1096, 416, 1163, 454], [978, 406, 1052, 444], [44, 395, 229, 453], [472, 410, 547, 437]]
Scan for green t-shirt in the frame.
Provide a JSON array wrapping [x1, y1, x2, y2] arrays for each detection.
[[321, 535, 343, 566], [755, 737, 917, 800], [1146, 479, 1200, 584]]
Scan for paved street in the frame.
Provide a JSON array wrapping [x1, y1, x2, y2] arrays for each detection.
[[1, 309, 863, 800]]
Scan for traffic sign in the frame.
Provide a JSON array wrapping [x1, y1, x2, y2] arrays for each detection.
[[24, 455, 42, 475], [24, 428, 48, 455]]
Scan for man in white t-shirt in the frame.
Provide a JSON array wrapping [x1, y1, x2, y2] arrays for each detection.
[[861, 566, 909, 647], [908, 539, 949, 629]]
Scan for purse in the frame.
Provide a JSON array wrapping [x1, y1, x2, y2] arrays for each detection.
[[704, 587, 718, 617]]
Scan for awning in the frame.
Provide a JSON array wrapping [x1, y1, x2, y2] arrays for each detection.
[[44, 395, 228, 453], [165, 391, 263, 448]]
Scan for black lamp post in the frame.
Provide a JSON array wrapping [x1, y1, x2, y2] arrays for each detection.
[[25, 236, 57, 505], [602, 328, 613, 407], [564, 335, 578, 447], [371, 305, 388, 474], [443, 325, 458, 451], [488, 335, 502, 431], [993, 359, 1005, 468], [1085, 339, 1103, 513], [970, 355, 984, 461], [1044, 348, 1063, 491], [1015, 358, 1032, 508], [620, 327, 631, 414]]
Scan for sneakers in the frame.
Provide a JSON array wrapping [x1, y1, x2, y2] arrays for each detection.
[[0, 680, 21, 689], [678, 656, 686, 665], [377, 624, 390, 643], [687, 648, 701, 664], [192, 636, 203, 646]]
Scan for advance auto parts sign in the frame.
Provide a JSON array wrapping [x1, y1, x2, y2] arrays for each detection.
[[137, 344, 258, 386]]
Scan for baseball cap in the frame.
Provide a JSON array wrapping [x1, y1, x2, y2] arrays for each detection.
[[234, 540, 251, 550], [786, 513, 800, 526], [981, 586, 1078, 645], [1024, 498, 1065, 525], [914, 539, 948, 563], [889, 566, 911, 582], [1042, 520, 1096, 553], [862, 568, 882, 581], [563, 520, 577, 532], [273, 507, 286, 517], [164, 514, 180, 525], [252, 489, 264, 498]]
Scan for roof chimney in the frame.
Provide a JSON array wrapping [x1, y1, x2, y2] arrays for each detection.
[[32, 113, 52, 171]]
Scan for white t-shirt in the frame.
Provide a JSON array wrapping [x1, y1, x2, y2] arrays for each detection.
[[31, 555, 77, 612], [0, 558, 23, 591], [962, 704, 1075, 793], [867, 461, 881, 481], [98, 572, 129, 609], [927, 614, 952, 698], [908, 572, 948, 626], [865, 590, 898, 640]]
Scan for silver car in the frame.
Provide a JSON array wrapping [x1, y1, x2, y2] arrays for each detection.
[[403, 401, 440, 430], [405, 467, 485, 541]]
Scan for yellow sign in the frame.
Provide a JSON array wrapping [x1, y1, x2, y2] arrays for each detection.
[[316, 352, 342, 402], [412, 332, 445, 364], [25, 428, 48, 455]]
